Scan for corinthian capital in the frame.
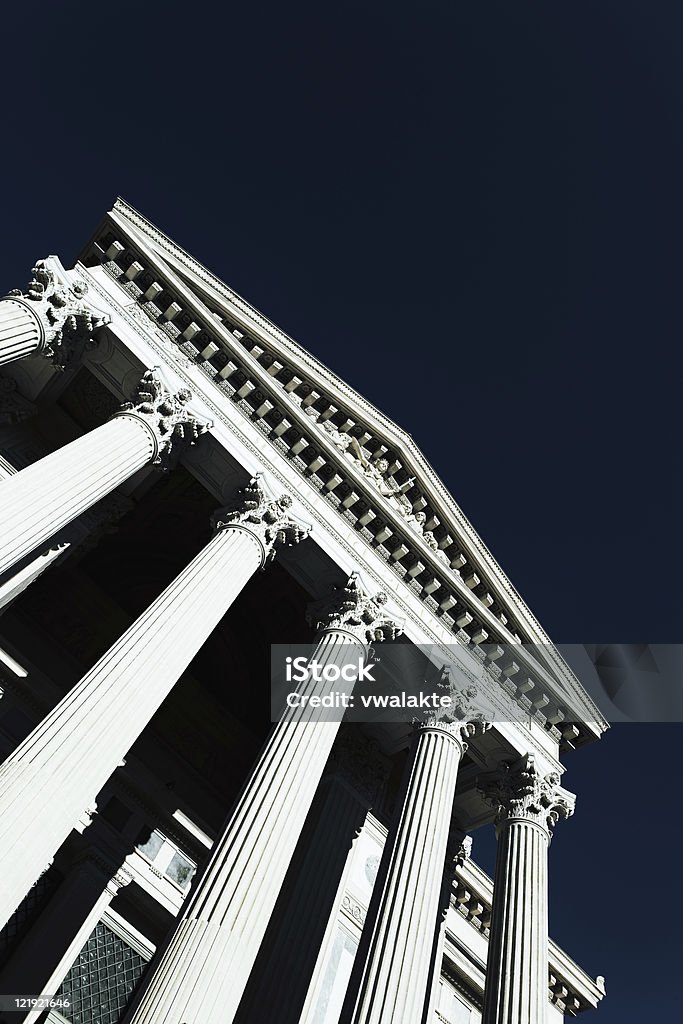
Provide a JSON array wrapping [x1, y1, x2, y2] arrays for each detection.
[[478, 755, 575, 836], [306, 572, 403, 644], [8, 258, 111, 369], [213, 474, 312, 564], [419, 670, 491, 747], [115, 368, 212, 466]]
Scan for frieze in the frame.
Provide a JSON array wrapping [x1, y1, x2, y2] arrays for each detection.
[[106, 204, 557, 640], [93, 231, 525, 640]]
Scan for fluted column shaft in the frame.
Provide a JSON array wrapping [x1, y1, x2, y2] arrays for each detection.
[[343, 724, 465, 1024], [237, 775, 371, 1024], [478, 757, 574, 1024], [424, 831, 471, 1024], [0, 297, 44, 366], [0, 524, 265, 929], [0, 415, 156, 577], [126, 631, 367, 1024], [0, 542, 71, 614], [0, 367, 209, 580], [482, 818, 549, 1024]]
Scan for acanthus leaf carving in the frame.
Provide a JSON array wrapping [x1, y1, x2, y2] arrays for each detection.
[[477, 754, 575, 836], [306, 572, 403, 644], [8, 258, 112, 370], [417, 667, 491, 747], [212, 473, 311, 564], [116, 368, 212, 467]]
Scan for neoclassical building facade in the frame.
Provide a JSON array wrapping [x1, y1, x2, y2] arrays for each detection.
[[0, 200, 606, 1024]]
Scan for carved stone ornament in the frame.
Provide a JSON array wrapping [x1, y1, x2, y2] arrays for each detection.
[[417, 667, 491, 747], [115, 368, 212, 466], [7, 258, 112, 370], [306, 571, 403, 643], [289, 395, 449, 559], [454, 833, 473, 867], [444, 827, 473, 881], [212, 474, 311, 564], [478, 754, 576, 836]]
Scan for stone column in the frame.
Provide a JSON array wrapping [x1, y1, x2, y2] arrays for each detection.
[[125, 575, 403, 1024], [0, 367, 209, 577], [341, 687, 488, 1024], [0, 541, 71, 613], [0, 492, 134, 615], [0, 476, 310, 930], [478, 756, 575, 1024], [237, 732, 391, 1024], [423, 830, 472, 1024], [0, 258, 111, 368]]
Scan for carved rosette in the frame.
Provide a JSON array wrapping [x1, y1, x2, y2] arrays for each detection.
[[306, 572, 403, 643], [478, 755, 575, 837], [115, 368, 212, 466], [212, 474, 311, 565], [7, 259, 111, 370]]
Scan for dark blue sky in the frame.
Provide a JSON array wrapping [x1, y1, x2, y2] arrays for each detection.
[[2, 1, 681, 1017]]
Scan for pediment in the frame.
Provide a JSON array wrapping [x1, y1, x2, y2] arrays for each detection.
[[78, 198, 608, 745]]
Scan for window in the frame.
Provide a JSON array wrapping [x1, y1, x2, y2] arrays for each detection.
[[55, 921, 147, 1024], [311, 925, 358, 1024], [436, 980, 471, 1023], [135, 829, 195, 891]]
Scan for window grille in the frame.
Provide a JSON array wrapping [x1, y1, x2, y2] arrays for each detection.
[[55, 921, 148, 1024]]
